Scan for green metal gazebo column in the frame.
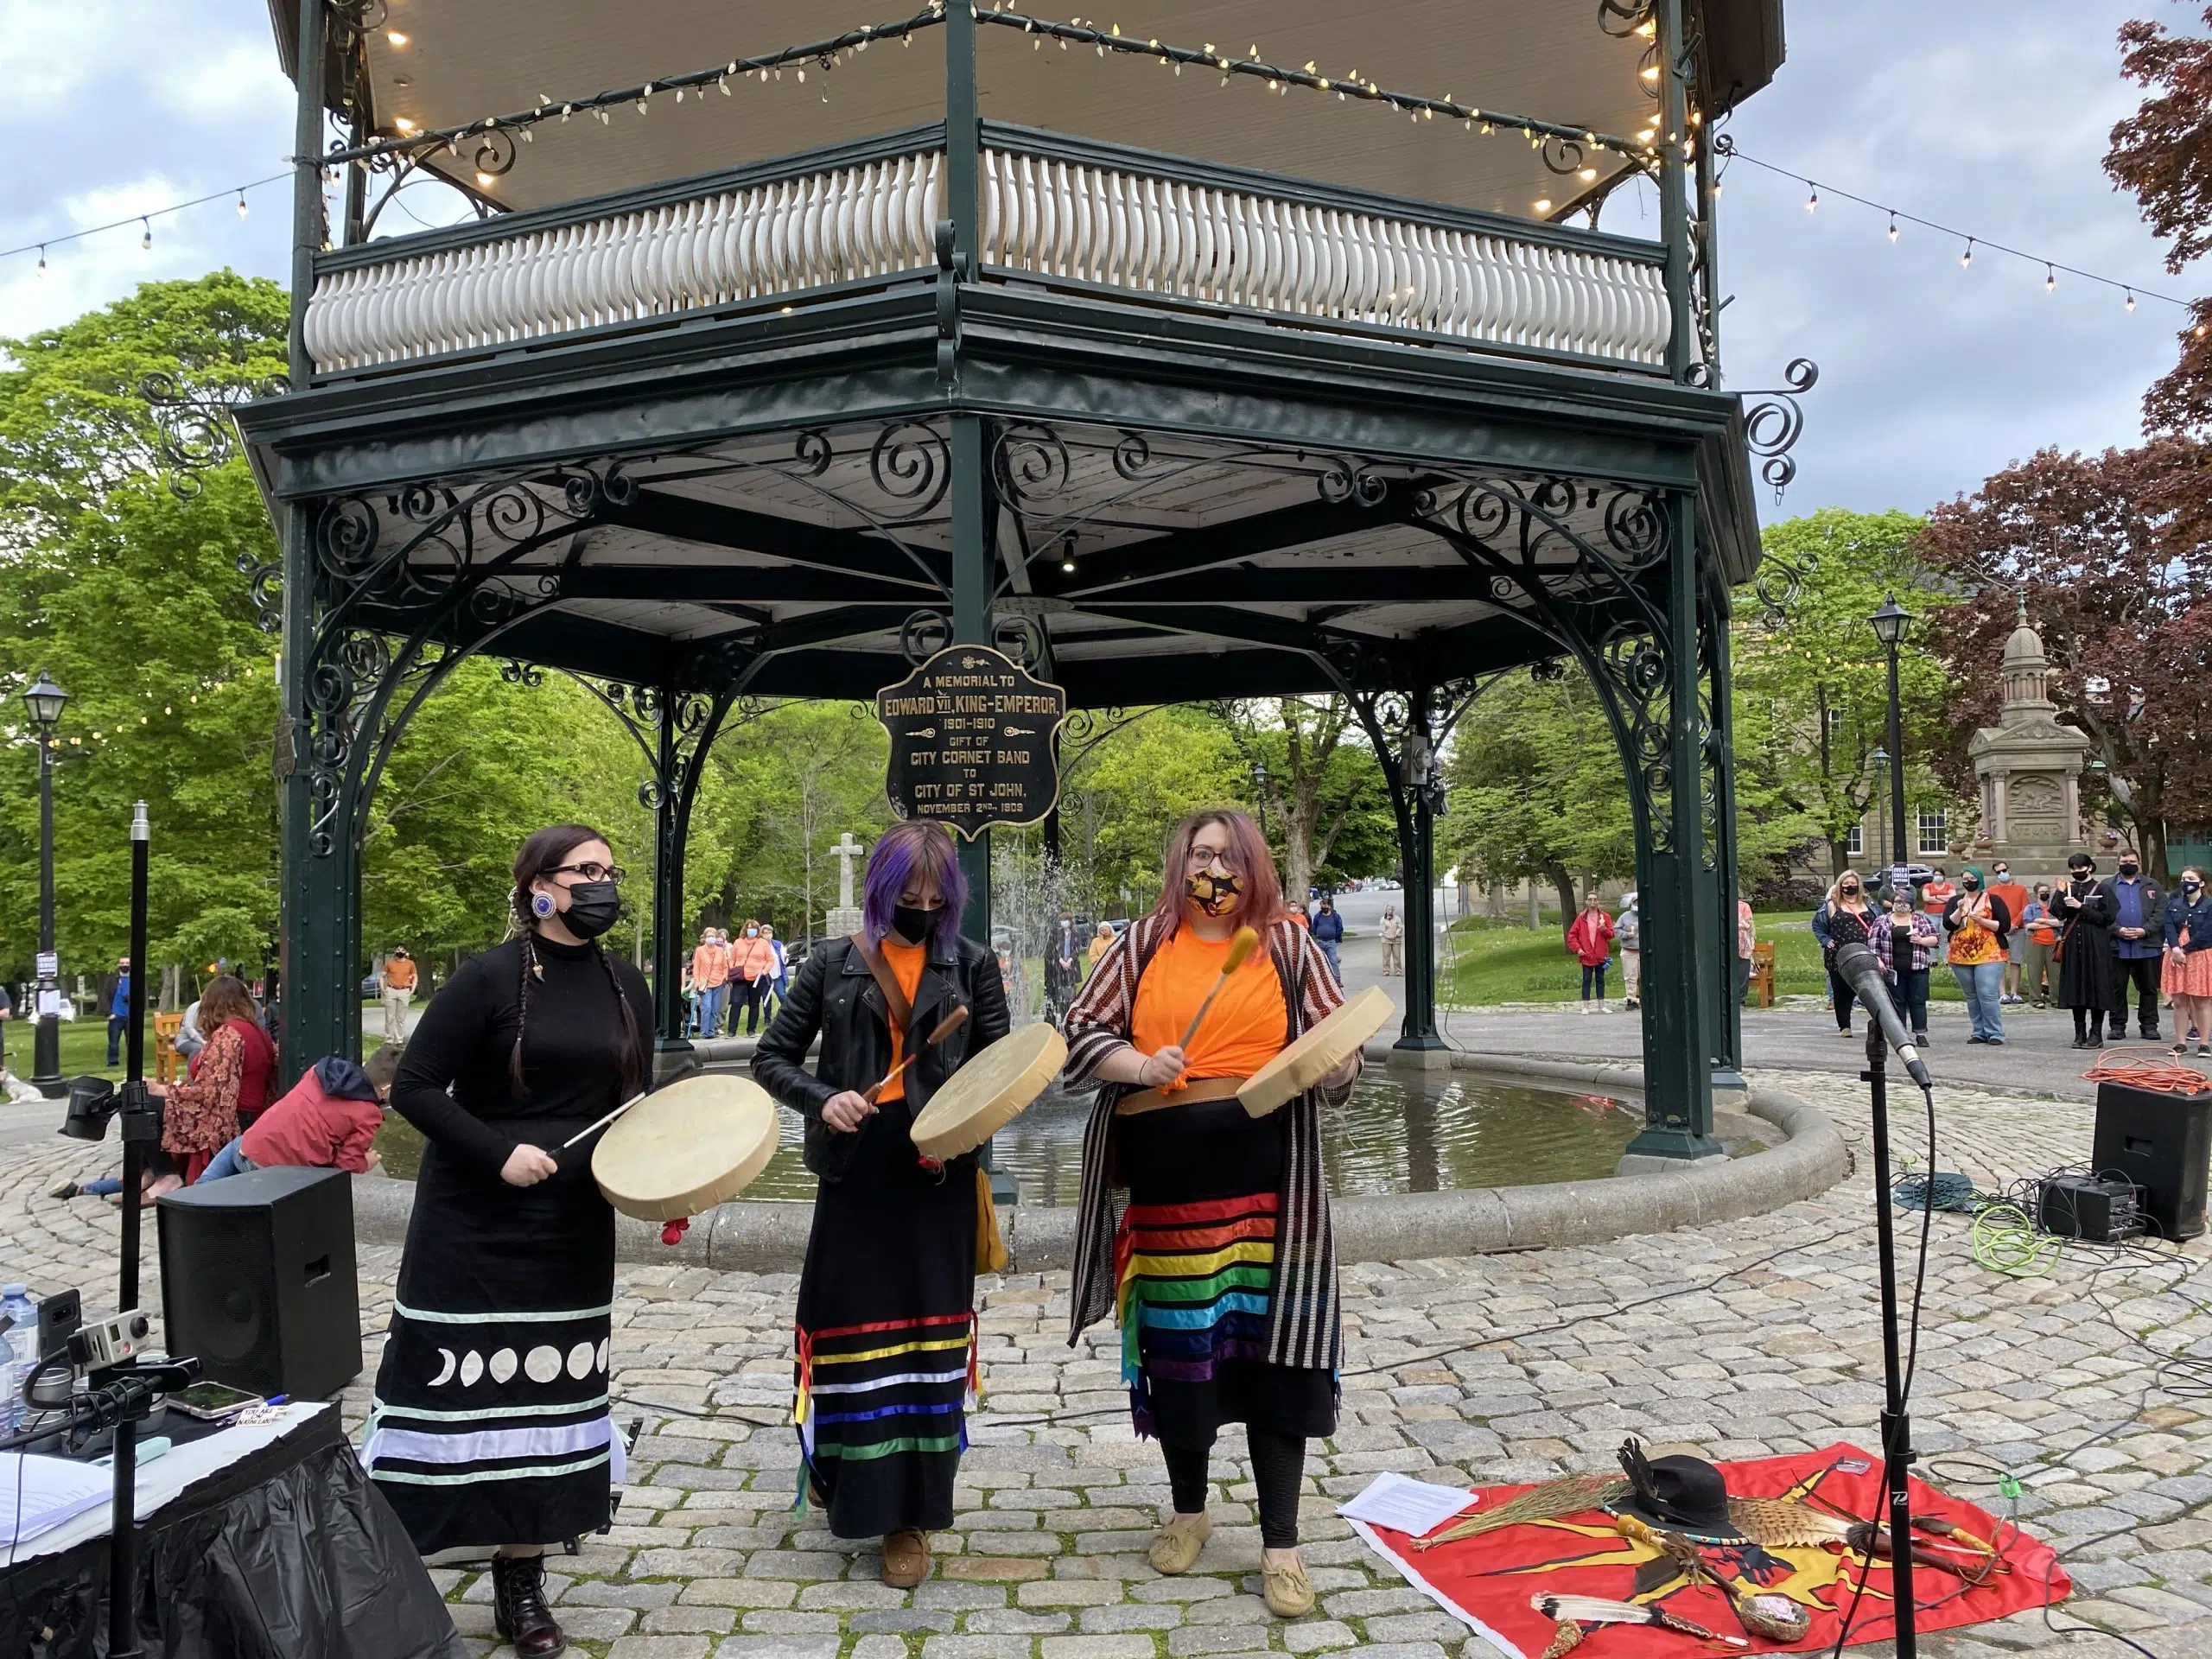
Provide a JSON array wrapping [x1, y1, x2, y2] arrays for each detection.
[[945, 0, 990, 939], [1624, 493, 1722, 1160], [1657, 0, 1695, 383], [1395, 688, 1444, 1052], [650, 689, 693, 1058], [276, 0, 351, 1083], [1705, 567, 1746, 1088]]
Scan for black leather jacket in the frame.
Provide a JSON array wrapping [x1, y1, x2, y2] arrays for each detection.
[[752, 932, 1012, 1182]]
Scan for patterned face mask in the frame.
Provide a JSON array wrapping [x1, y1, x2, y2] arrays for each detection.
[[1185, 862, 1243, 917]]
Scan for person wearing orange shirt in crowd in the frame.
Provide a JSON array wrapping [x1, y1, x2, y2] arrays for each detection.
[[1919, 865, 1955, 917], [727, 921, 779, 1036], [2020, 882, 2060, 1008], [1986, 861, 2031, 1006], [689, 927, 730, 1038], [379, 945, 419, 1046]]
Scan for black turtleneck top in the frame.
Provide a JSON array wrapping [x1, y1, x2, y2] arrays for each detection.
[[391, 933, 652, 1178]]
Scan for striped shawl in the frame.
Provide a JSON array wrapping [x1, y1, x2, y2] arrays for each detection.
[[1063, 912, 1354, 1372]]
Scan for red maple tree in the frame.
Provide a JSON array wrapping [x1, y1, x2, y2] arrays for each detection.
[[1916, 441, 2212, 877], [2106, 3, 2212, 437]]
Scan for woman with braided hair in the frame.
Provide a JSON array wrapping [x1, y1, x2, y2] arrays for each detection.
[[362, 824, 650, 1658]]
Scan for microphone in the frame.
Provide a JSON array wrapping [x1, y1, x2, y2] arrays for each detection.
[[1834, 941, 1932, 1090]]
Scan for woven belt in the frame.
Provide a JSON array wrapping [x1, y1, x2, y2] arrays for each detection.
[[1116, 1076, 1249, 1117]]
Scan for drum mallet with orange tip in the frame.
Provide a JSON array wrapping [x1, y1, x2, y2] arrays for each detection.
[[864, 1004, 972, 1104], [1178, 925, 1261, 1052]]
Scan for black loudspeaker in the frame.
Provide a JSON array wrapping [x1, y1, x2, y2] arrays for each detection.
[[2092, 1080, 2212, 1242], [156, 1165, 362, 1400]]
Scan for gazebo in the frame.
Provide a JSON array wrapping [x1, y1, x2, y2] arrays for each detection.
[[226, 0, 1793, 1160]]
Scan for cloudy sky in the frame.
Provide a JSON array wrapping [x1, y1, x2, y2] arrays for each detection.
[[0, 0, 2201, 524]]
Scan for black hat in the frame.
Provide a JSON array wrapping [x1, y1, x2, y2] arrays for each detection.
[[1607, 1440, 1743, 1543]]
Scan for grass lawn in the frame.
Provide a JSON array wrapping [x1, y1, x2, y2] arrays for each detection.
[[1438, 908, 1967, 1007], [9, 1001, 391, 1090]]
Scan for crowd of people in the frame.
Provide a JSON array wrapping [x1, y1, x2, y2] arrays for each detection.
[[681, 922, 789, 1038], [1808, 851, 2210, 1053]]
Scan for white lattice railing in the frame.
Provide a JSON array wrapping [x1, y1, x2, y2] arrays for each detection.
[[981, 148, 1669, 365], [305, 141, 1671, 373], [304, 150, 944, 372]]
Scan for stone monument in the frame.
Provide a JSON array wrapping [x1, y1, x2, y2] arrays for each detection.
[[824, 832, 867, 940], [1968, 601, 2090, 881]]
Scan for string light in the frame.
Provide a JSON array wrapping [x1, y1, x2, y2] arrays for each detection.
[[1, 174, 287, 266], [140, 218, 151, 251], [35, 245, 46, 276], [1719, 142, 2194, 318], [385, 29, 409, 46], [1805, 187, 1817, 213], [234, 192, 248, 219]]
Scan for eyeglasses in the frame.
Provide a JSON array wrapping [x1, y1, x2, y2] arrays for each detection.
[[548, 861, 626, 884]]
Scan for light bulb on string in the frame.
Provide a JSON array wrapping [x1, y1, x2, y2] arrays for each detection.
[[1886, 214, 1897, 243], [2125, 289, 2136, 313], [1805, 187, 1817, 213], [235, 192, 248, 219], [35, 245, 46, 276], [2045, 265, 2056, 293], [1960, 238, 1974, 270], [140, 218, 152, 251]]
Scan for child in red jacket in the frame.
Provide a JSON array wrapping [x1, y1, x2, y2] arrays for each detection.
[[1565, 890, 1618, 1014], [197, 1046, 400, 1182]]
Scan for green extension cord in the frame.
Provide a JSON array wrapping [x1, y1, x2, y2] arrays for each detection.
[[1969, 1201, 2062, 1279]]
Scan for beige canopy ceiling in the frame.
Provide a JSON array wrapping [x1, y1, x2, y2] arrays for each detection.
[[273, 0, 1782, 224]]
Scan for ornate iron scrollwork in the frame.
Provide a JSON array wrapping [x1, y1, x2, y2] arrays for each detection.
[[1408, 474, 1682, 852], [141, 371, 289, 500], [1741, 358, 1820, 501]]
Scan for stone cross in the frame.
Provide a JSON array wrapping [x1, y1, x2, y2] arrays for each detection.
[[830, 833, 866, 911]]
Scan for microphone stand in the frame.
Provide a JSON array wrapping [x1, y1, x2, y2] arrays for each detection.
[[1861, 1016, 1918, 1658], [105, 802, 156, 1658]]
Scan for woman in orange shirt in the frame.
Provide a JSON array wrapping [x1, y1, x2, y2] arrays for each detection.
[[753, 822, 1009, 1589], [1062, 810, 1359, 1620]]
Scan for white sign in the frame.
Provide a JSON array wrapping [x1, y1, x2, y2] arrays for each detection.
[[36, 990, 67, 1018], [34, 953, 55, 977]]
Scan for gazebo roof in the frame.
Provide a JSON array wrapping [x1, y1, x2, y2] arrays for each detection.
[[270, 0, 1783, 225]]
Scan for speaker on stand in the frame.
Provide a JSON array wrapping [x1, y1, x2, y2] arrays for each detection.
[[2091, 1080, 2212, 1242], [156, 1165, 363, 1400]]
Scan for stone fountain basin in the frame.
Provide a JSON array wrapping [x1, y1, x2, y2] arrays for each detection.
[[349, 1049, 1846, 1268]]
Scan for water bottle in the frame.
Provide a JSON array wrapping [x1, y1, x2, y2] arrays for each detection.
[[0, 1285, 36, 1432]]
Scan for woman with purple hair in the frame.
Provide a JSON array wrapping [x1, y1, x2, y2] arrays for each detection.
[[752, 819, 1010, 1587]]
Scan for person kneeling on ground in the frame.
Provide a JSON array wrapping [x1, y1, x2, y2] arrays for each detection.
[[200, 1044, 400, 1181]]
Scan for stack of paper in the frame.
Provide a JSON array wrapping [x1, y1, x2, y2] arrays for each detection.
[[1337, 1470, 1478, 1537], [0, 1452, 113, 1548]]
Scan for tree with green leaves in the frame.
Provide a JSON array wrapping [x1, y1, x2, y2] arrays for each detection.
[[1216, 697, 1397, 901], [1052, 705, 1249, 916], [1732, 509, 1957, 877]]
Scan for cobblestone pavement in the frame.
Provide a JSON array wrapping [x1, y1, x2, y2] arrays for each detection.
[[5, 1070, 2210, 1659]]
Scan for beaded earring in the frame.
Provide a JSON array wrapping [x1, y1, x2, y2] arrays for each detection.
[[532, 892, 556, 919]]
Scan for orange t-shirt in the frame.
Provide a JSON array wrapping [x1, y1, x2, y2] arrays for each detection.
[[1131, 926, 1287, 1081], [874, 938, 929, 1103], [381, 957, 417, 990]]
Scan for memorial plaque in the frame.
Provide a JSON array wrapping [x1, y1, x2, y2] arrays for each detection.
[[876, 645, 1068, 841]]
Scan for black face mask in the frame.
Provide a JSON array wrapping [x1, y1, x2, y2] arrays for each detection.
[[2183, 881, 2202, 896], [2120, 862, 2140, 879], [559, 880, 622, 941], [891, 903, 939, 946]]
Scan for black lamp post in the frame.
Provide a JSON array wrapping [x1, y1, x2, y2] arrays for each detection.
[[23, 670, 68, 1096], [1870, 746, 1890, 883], [1252, 760, 1270, 838], [1869, 596, 1913, 879]]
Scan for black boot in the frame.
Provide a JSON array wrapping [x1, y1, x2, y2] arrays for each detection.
[[491, 1554, 566, 1657]]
